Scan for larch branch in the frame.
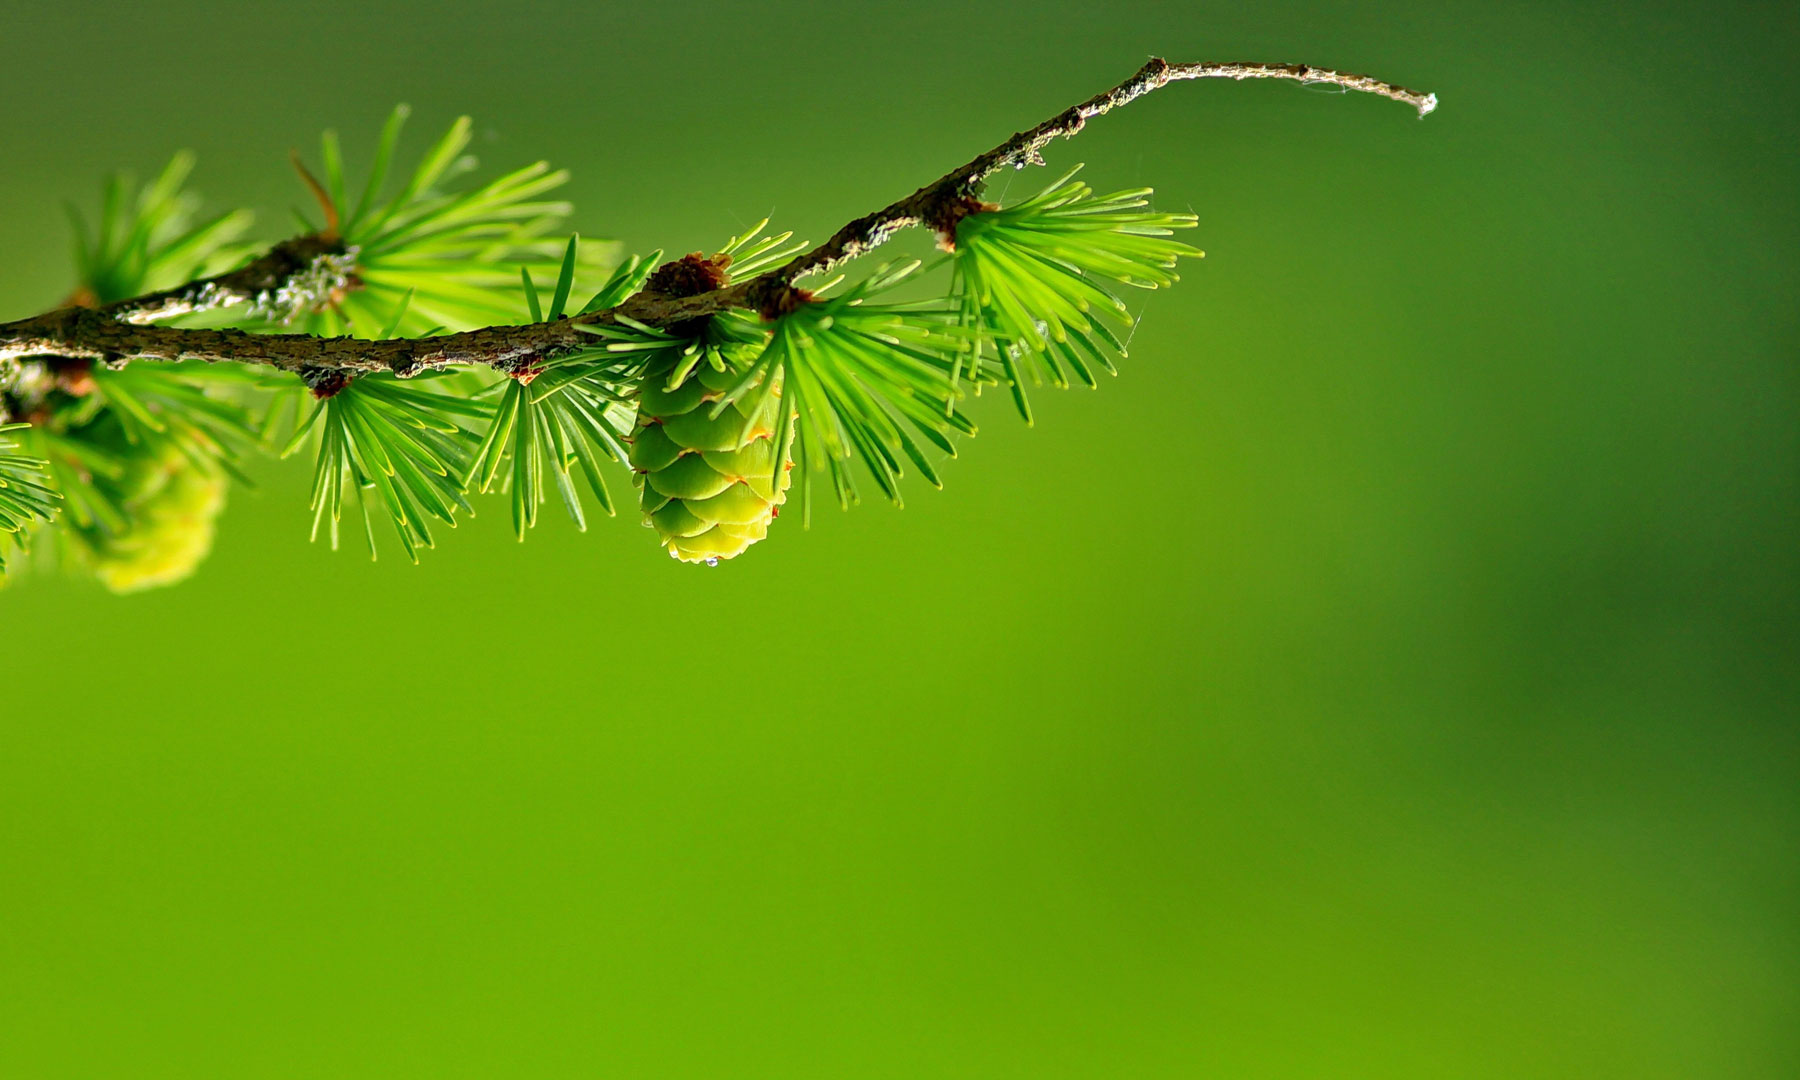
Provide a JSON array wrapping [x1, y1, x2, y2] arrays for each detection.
[[99, 234, 356, 324], [0, 57, 1435, 381], [756, 58, 1435, 292]]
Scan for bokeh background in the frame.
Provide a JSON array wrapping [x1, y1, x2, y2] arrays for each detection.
[[2, 1, 1795, 1076]]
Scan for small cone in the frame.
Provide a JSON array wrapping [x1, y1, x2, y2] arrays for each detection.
[[631, 354, 791, 563], [74, 439, 227, 593]]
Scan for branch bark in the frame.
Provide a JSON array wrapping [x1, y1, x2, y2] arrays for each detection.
[[0, 57, 1435, 381], [100, 234, 356, 324], [756, 58, 1435, 295], [0, 287, 743, 385]]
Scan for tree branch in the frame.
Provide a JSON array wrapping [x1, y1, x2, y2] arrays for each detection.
[[0, 57, 1435, 382], [99, 234, 356, 324], [757, 58, 1436, 295], [0, 286, 743, 388]]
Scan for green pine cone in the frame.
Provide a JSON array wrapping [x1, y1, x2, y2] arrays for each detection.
[[78, 446, 227, 594], [630, 355, 791, 564]]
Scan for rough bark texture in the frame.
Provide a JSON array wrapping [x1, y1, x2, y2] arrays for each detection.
[[0, 289, 747, 380], [754, 59, 1435, 293], [0, 58, 1435, 382], [100, 234, 356, 324]]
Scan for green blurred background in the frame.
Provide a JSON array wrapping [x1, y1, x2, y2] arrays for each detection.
[[2, 0, 1795, 1075]]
